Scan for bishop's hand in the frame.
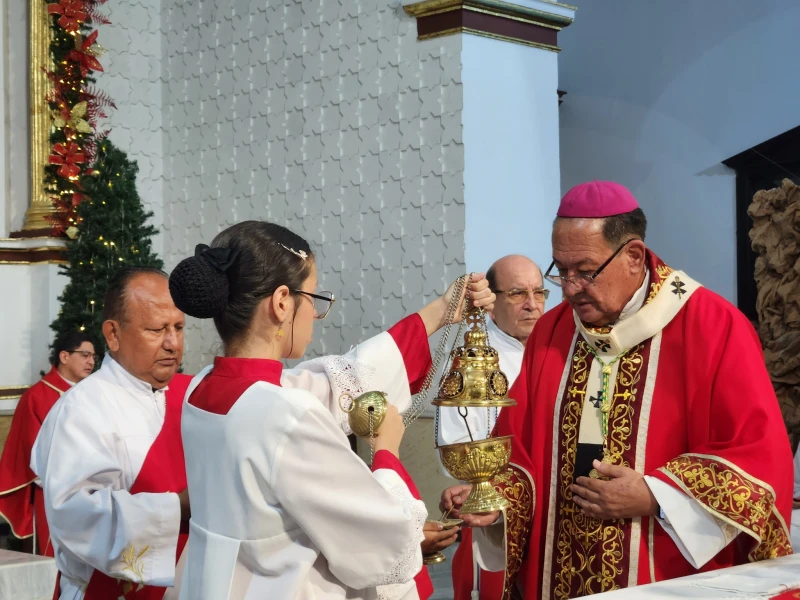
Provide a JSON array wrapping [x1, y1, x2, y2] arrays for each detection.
[[439, 484, 500, 528], [570, 460, 659, 520]]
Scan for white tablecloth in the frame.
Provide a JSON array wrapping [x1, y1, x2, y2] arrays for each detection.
[[594, 554, 800, 599], [0, 549, 57, 600]]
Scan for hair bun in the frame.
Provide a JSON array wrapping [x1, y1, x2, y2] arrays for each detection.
[[169, 256, 229, 319]]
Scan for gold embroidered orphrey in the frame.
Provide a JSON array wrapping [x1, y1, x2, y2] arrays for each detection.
[[550, 340, 649, 598], [660, 454, 792, 562], [646, 264, 674, 303], [492, 464, 535, 600]]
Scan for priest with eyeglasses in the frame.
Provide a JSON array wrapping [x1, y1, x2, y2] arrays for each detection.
[[445, 181, 793, 600]]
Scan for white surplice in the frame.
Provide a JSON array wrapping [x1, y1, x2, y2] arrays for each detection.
[[436, 317, 525, 447], [32, 329, 419, 600], [180, 368, 426, 600], [31, 355, 182, 600]]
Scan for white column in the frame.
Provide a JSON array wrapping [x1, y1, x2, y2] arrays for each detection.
[[462, 36, 563, 277], [403, 0, 576, 282], [0, 239, 68, 408]]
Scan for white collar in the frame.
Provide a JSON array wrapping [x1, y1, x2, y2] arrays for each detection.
[[615, 268, 650, 324], [486, 316, 525, 351], [55, 370, 76, 387], [100, 353, 169, 395]]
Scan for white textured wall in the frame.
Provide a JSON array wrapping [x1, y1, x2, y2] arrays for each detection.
[[102, 0, 166, 257], [161, 0, 466, 372], [558, 0, 800, 301]]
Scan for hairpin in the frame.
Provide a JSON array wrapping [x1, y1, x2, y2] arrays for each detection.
[[280, 243, 308, 260]]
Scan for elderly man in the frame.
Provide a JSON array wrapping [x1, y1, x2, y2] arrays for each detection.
[[32, 267, 194, 600], [446, 181, 793, 600], [0, 331, 96, 557], [32, 265, 493, 600]]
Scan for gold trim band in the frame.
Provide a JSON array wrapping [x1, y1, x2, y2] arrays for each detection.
[[0, 260, 68, 265], [0, 236, 62, 242], [0, 246, 67, 253], [418, 27, 561, 52], [405, 0, 575, 29]]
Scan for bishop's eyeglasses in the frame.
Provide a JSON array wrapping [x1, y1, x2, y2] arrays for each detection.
[[544, 238, 638, 288], [292, 290, 335, 320]]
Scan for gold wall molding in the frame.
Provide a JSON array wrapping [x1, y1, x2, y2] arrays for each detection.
[[404, 0, 575, 29], [0, 385, 30, 400], [418, 26, 561, 52], [0, 259, 68, 265], [404, 0, 575, 51]]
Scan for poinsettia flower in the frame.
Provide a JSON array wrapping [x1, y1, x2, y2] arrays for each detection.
[[49, 142, 85, 179], [53, 101, 92, 134], [47, 0, 88, 34], [69, 30, 104, 78]]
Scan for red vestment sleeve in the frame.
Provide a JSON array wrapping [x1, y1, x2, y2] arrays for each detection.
[[388, 314, 432, 395], [650, 289, 793, 562], [0, 390, 37, 540]]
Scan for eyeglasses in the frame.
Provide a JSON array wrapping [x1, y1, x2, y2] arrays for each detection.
[[495, 288, 550, 304], [292, 290, 335, 320], [69, 350, 98, 361], [544, 238, 638, 288]]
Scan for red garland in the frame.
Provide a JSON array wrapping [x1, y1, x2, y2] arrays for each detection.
[[45, 0, 111, 236], [68, 30, 104, 78], [47, 0, 88, 34]]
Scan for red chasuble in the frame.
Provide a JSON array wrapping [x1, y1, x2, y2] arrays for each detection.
[[454, 251, 793, 600], [66, 373, 193, 600], [0, 367, 70, 555]]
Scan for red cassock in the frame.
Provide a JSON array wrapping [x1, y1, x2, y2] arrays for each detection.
[[0, 367, 71, 555], [453, 251, 793, 600]]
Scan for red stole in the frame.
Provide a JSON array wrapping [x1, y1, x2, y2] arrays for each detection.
[[0, 367, 69, 556], [455, 251, 793, 600], [53, 374, 192, 600]]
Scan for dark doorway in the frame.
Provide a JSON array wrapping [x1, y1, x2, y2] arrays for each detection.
[[722, 126, 800, 322]]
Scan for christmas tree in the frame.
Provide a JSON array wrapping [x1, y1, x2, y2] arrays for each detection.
[[49, 140, 163, 365]]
